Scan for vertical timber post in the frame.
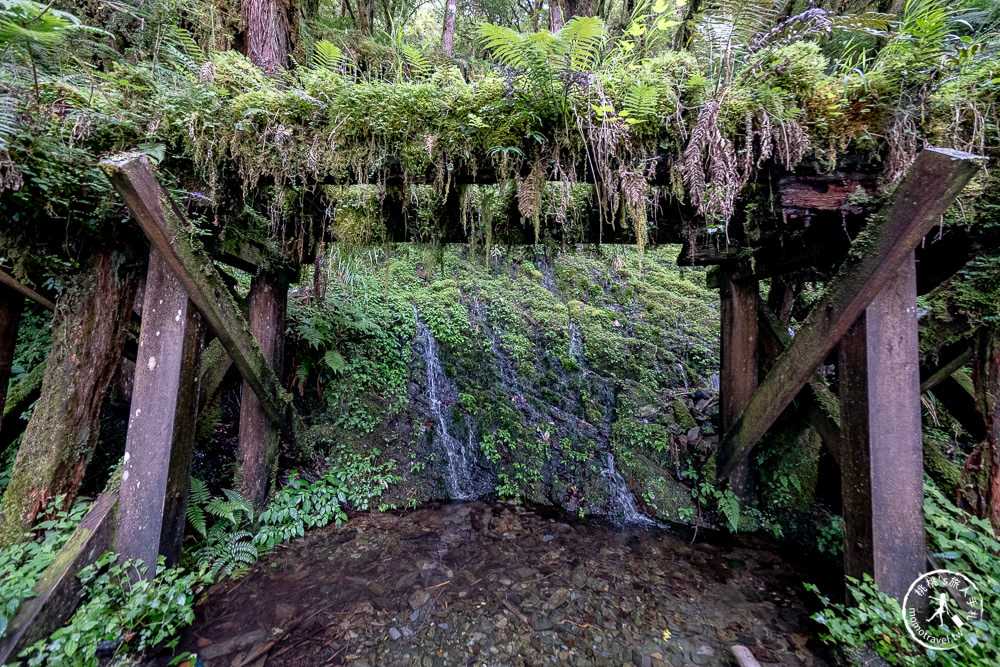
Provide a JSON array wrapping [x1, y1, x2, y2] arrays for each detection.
[[839, 252, 924, 601], [720, 276, 758, 500], [116, 249, 204, 573], [0, 285, 23, 432], [237, 271, 287, 511]]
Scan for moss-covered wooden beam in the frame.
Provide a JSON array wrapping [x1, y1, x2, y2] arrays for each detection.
[[0, 492, 118, 664], [0, 269, 55, 312], [99, 153, 300, 445], [716, 147, 984, 480], [756, 296, 841, 465], [0, 363, 44, 455]]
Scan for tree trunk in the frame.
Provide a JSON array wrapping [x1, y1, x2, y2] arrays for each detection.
[[243, 0, 291, 74], [550, 1, 564, 31], [560, 0, 593, 20], [972, 326, 1000, 533], [0, 253, 138, 547], [442, 0, 458, 56]]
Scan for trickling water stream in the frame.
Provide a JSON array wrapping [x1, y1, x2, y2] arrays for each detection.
[[602, 453, 660, 527], [568, 320, 584, 365], [415, 312, 485, 500]]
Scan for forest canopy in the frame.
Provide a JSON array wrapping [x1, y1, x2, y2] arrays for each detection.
[[0, 0, 997, 290]]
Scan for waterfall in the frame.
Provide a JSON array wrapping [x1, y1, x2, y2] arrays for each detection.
[[676, 362, 689, 389], [415, 313, 482, 500], [568, 321, 584, 366], [601, 453, 659, 527]]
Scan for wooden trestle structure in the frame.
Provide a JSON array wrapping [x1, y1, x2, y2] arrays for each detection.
[[0, 146, 984, 660]]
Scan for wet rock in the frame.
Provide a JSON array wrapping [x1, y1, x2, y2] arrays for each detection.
[[389, 627, 402, 640], [542, 534, 555, 542], [409, 590, 430, 610], [532, 616, 553, 631], [544, 588, 571, 610]]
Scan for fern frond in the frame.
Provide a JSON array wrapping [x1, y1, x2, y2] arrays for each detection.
[[558, 16, 606, 71], [401, 44, 430, 80], [0, 95, 17, 150], [313, 39, 344, 71], [621, 84, 658, 125]]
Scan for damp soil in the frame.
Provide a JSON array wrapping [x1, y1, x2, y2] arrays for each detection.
[[155, 502, 829, 666]]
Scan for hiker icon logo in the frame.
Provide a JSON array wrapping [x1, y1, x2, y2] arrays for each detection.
[[902, 569, 984, 651]]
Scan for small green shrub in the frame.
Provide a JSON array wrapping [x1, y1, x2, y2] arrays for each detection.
[[807, 482, 1000, 665]]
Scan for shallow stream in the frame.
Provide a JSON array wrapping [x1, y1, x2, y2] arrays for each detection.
[[167, 503, 826, 666]]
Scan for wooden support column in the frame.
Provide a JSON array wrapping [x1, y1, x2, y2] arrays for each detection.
[[716, 147, 982, 479], [237, 271, 287, 511], [100, 153, 299, 446], [0, 285, 23, 433], [720, 276, 758, 499], [116, 250, 204, 572], [839, 253, 924, 602]]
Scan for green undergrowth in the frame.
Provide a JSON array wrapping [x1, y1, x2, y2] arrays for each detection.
[[806, 482, 1000, 666], [288, 243, 717, 524]]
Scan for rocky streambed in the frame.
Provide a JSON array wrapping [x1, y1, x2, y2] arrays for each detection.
[[165, 503, 827, 666]]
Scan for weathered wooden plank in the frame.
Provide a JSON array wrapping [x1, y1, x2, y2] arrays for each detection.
[[716, 147, 983, 479], [839, 254, 924, 601], [0, 269, 54, 312], [0, 285, 23, 434], [237, 271, 287, 511], [99, 153, 298, 444], [720, 277, 758, 499], [115, 249, 204, 572], [0, 493, 118, 664]]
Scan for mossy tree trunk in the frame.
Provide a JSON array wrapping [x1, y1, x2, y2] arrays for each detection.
[[972, 326, 1000, 533], [0, 252, 138, 547], [242, 0, 293, 74]]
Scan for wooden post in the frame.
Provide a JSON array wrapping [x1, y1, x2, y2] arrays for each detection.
[[115, 249, 204, 572], [237, 271, 287, 511], [99, 153, 299, 445], [839, 253, 924, 601], [716, 147, 982, 479], [720, 276, 758, 499], [0, 285, 23, 433]]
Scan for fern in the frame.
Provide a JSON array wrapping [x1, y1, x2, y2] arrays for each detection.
[[0, 95, 17, 150], [313, 39, 343, 71], [401, 44, 429, 80], [718, 488, 741, 533], [186, 477, 211, 538], [691, 0, 781, 85], [621, 84, 658, 125], [558, 16, 606, 71]]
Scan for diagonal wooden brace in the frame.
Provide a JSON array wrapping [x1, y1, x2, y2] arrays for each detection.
[[716, 147, 984, 479], [99, 152, 299, 444]]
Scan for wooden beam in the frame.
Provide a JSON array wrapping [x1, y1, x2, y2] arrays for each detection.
[[237, 271, 287, 511], [0, 285, 22, 434], [756, 299, 841, 464], [716, 147, 983, 479], [920, 344, 973, 394], [720, 277, 758, 499], [99, 153, 299, 444], [0, 269, 54, 312], [115, 249, 204, 573], [0, 363, 44, 455], [0, 493, 118, 664], [839, 253, 925, 602]]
